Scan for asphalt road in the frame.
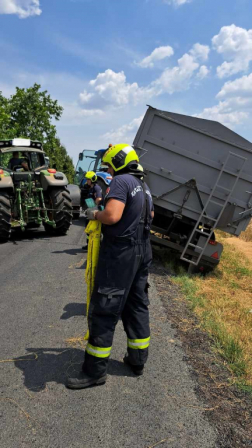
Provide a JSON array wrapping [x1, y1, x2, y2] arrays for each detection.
[[0, 217, 217, 448]]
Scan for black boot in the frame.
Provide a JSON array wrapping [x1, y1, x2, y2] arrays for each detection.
[[123, 355, 144, 376], [66, 372, 107, 389]]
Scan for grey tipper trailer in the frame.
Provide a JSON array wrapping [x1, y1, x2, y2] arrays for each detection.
[[133, 106, 252, 272]]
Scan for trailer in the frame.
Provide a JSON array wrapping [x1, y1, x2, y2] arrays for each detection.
[[133, 106, 252, 272]]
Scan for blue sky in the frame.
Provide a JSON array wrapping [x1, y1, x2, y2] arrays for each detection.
[[1, 0, 252, 164]]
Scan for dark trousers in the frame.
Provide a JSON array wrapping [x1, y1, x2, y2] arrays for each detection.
[[83, 231, 152, 378]]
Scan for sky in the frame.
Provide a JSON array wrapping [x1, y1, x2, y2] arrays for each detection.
[[1, 0, 252, 165]]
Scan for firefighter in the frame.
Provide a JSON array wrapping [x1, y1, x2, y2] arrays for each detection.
[[85, 171, 103, 205], [82, 171, 103, 251], [67, 144, 154, 389]]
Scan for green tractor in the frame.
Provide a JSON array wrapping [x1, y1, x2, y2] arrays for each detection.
[[0, 138, 72, 242]]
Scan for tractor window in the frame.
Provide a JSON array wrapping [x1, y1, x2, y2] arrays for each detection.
[[94, 153, 108, 173], [88, 160, 95, 171], [30, 152, 43, 169], [76, 150, 96, 174], [75, 150, 96, 184]]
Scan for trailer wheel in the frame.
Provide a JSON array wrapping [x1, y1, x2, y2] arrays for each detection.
[[43, 188, 72, 235], [0, 191, 11, 243]]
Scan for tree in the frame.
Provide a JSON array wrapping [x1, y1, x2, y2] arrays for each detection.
[[0, 84, 75, 181], [0, 92, 12, 138], [7, 83, 63, 143], [45, 138, 75, 184]]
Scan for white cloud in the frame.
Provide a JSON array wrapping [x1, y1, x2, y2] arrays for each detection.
[[102, 116, 144, 143], [217, 73, 252, 98], [154, 44, 209, 94], [189, 43, 210, 61], [0, 0, 41, 18], [197, 65, 210, 79], [79, 90, 94, 104], [196, 72, 252, 128], [137, 46, 174, 68], [163, 0, 192, 6], [78, 43, 210, 112], [79, 69, 156, 109], [196, 101, 248, 127], [212, 25, 252, 78], [154, 53, 199, 94]]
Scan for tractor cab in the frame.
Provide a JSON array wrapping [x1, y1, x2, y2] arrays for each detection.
[[0, 139, 47, 184]]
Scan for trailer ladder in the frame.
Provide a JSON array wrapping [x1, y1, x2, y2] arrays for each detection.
[[180, 152, 247, 266]]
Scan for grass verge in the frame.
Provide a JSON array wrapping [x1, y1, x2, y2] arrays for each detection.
[[163, 225, 252, 390], [240, 222, 252, 242]]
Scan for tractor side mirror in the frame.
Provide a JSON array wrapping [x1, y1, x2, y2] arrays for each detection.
[[79, 153, 83, 161]]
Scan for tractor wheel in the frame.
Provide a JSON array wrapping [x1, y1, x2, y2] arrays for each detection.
[[43, 188, 72, 235], [0, 191, 11, 243]]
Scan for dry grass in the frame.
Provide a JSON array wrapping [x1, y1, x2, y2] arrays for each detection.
[[172, 225, 252, 388], [240, 222, 252, 242], [65, 335, 87, 349]]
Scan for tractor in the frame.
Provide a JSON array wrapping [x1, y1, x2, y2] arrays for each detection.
[[75, 148, 112, 209], [0, 138, 72, 242]]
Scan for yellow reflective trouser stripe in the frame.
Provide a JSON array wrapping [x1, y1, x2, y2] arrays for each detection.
[[127, 337, 150, 350], [86, 343, 112, 358]]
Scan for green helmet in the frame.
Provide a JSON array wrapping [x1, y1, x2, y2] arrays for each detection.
[[102, 143, 139, 172], [85, 171, 97, 182]]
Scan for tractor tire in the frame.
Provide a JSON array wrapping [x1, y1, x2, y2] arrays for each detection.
[[0, 191, 11, 243], [43, 188, 72, 235]]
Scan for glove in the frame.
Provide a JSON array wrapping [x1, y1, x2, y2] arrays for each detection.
[[85, 207, 98, 220]]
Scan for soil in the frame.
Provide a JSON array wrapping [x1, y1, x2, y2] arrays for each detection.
[[151, 262, 252, 448]]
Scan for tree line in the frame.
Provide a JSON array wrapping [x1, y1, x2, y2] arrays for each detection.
[[0, 84, 75, 183]]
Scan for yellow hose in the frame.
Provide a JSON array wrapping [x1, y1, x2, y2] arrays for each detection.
[[84, 220, 102, 340]]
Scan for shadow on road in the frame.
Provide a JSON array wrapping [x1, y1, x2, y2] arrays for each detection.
[[14, 348, 135, 391], [61, 303, 87, 319], [9, 228, 68, 244], [52, 248, 84, 256], [11, 229, 51, 242]]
